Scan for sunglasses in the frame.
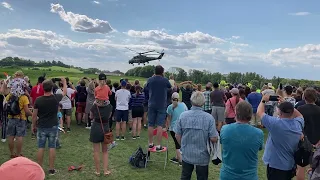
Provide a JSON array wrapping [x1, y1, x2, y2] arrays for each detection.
[[172, 98, 179, 101]]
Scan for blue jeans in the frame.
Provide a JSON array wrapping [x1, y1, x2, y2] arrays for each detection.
[[7, 119, 27, 137], [37, 126, 58, 149], [147, 107, 166, 127]]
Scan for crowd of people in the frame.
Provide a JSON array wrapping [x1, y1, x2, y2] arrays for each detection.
[[0, 66, 320, 180]]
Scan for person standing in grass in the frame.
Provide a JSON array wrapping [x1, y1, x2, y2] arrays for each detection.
[[89, 98, 113, 177], [55, 80, 76, 133], [85, 80, 98, 129], [167, 92, 188, 166], [220, 101, 264, 180], [32, 78, 66, 176], [129, 85, 145, 139], [115, 80, 131, 140], [146, 65, 172, 151], [175, 91, 218, 180]]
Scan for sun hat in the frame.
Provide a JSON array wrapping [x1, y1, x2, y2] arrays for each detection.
[[267, 83, 273, 88], [0, 157, 45, 180]]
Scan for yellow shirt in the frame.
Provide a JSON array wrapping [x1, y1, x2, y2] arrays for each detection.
[[5, 94, 29, 120]]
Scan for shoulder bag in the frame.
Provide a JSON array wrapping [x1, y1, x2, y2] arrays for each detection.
[[96, 105, 113, 144]]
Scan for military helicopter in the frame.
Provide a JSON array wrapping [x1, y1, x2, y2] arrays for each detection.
[[126, 47, 165, 65]]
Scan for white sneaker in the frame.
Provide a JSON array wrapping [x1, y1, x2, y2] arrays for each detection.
[[85, 126, 91, 130], [14, 138, 16, 141], [1, 139, 6, 143]]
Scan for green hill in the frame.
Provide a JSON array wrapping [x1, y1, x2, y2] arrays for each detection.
[[22, 66, 84, 74]]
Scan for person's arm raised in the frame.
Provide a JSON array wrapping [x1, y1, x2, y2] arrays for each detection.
[[61, 78, 67, 97]]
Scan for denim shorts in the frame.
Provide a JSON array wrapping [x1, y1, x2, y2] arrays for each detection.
[[37, 126, 58, 149], [7, 119, 27, 137], [148, 107, 166, 127], [115, 110, 129, 122]]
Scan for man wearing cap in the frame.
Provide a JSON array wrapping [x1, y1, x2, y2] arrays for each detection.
[[257, 95, 304, 180], [146, 65, 171, 151], [262, 83, 276, 116]]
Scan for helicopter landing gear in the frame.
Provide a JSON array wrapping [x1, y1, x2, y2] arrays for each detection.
[[143, 63, 145, 66]]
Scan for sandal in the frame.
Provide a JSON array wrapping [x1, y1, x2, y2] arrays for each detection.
[[104, 171, 111, 176], [68, 165, 83, 172], [94, 172, 100, 176]]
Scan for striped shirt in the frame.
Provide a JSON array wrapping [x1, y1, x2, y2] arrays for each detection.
[[129, 93, 145, 108], [174, 106, 218, 166], [202, 90, 212, 111]]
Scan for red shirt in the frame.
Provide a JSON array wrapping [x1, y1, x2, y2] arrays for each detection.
[[30, 84, 44, 106], [94, 85, 112, 101]]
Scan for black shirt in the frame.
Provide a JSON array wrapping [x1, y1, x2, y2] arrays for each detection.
[[90, 104, 112, 124], [180, 87, 193, 108], [0, 95, 4, 112], [35, 94, 63, 128], [298, 104, 320, 145]]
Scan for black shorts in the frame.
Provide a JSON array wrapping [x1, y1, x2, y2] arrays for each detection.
[[170, 131, 181, 149], [132, 106, 144, 118]]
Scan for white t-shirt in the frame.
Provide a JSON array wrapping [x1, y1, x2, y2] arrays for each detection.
[[115, 89, 131, 110], [55, 88, 76, 109]]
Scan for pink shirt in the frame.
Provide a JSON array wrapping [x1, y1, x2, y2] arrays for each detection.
[[225, 96, 243, 118]]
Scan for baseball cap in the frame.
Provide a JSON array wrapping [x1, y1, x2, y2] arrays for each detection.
[[0, 157, 45, 180], [98, 73, 107, 80], [230, 88, 239, 95], [121, 80, 127, 87]]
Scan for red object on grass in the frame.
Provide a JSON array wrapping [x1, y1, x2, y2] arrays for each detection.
[[153, 129, 168, 139]]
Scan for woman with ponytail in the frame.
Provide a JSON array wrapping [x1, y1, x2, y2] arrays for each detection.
[[129, 85, 145, 139], [225, 88, 243, 124], [166, 92, 188, 166]]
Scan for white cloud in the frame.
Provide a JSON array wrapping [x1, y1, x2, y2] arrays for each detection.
[[288, 12, 310, 16], [127, 30, 226, 49], [1, 28, 320, 79], [50, 3, 114, 34], [1, 2, 13, 11], [92, 1, 100, 4]]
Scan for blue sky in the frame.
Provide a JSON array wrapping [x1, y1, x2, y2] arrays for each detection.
[[0, 0, 320, 80]]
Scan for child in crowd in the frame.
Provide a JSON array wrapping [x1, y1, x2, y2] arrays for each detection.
[[56, 104, 64, 149], [94, 73, 112, 106], [8, 71, 28, 97]]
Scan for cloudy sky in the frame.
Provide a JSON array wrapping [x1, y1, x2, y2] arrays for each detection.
[[0, 0, 320, 80]]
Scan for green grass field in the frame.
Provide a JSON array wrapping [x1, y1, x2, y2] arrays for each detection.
[[0, 66, 290, 180]]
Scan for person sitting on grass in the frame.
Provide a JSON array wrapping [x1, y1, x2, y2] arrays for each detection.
[[166, 92, 188, 166]]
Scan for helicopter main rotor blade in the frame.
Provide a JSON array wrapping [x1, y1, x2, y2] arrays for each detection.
[[140, 50, 155, 54], [125, 47, 139, 53]]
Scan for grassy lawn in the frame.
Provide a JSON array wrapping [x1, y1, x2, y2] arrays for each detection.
[[0, 67, 273, 179], [0, 120, 270, 180], [21, 66, 84, 74]]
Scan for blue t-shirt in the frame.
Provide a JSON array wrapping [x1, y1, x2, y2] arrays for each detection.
[[166, 102, 188, 131], [146, 76, 171, 109], [247, 92, 262, 113], [262, 114, 304, 171], [220, 123, 264, 180], [57, 112, 62, 125]]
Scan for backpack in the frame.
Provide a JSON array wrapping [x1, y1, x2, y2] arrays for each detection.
[[77, 86, 87, 102], [6, 95, 21, 116], [129, 147, 147, 168]]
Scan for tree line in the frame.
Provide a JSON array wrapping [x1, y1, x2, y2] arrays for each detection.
[[0, 57, 124, 75], [125, 65, 320, 88]]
